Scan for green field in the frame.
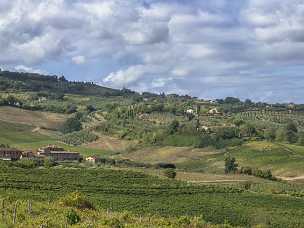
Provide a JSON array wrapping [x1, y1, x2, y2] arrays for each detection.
[[0, 165, 304, 227]]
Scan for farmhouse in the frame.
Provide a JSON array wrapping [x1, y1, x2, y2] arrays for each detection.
[[85, 155, 101, 163], [21, 151, 36, 159], [0, 148, 22, 161], [208, 108, 221, 115], [186, 109, 194, 114], [38, 145, 82, 161]]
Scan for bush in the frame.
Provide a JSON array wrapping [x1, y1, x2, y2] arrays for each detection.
[[224, 155, 238, 174], [240, 167, 253, 175], [60, 192, 94, 210], [155, 163, 176, 169], [66, 209, 81, 225], [240, 166, 276, 181], [163, 169, 177, 179]]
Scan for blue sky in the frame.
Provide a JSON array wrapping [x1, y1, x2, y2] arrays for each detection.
[[1, 0, 304, 103]]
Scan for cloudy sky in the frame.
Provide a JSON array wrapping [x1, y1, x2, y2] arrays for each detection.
[[1, 0, 304, 103]]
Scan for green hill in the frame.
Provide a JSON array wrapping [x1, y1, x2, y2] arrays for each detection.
[[0, 70, 123, 96]]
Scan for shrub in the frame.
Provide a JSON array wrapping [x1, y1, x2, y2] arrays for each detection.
[[240, 166, 276, 181], [163, 169, 177, 179], [60, 192, 94, 210], [224, 155, 238, 174], [66, 209, 81, 225], [155, 163, 176, 169], [240, 167, 253, 175]]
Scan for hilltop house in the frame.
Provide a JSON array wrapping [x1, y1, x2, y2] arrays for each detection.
[[38, 145, 82, 162], [0, 148, 22, 161]]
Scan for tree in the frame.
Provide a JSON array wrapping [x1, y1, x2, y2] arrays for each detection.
[[264, 128, 276, 141], [224, 155, 238, 174], [240, 123, 256, 137], [60, 117, 82, 134], [276, 128, 286, 142], [168, 120, 179, 134], [285, 121, 298, 143]]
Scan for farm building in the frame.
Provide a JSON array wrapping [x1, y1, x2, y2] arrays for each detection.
[[38, 145, 82, 161], [21, 151, 37, 160], [208, 108, 221, 115], [86, 156, 101, 163], [0, 148, 22, 161]]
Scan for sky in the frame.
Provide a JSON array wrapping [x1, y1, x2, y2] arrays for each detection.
[[1, 0, 304, 103]]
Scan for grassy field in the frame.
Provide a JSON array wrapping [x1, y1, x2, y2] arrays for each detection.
[[176, 141, 304, 178], [116, 146, 221, 164], [0, 165, 304, 227], [0, 106, 67, 130]]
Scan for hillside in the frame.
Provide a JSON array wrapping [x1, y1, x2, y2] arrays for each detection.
[[0, 70, 124, 97], [2, 70, 304, 227], [0, 164, 304, 227]]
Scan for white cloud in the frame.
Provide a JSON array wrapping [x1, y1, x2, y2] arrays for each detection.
[[0, 0, 304, 102], [72, 55, 86, 65], [14, 65, 47, 74]]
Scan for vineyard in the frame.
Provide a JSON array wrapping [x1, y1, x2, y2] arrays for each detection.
[[62, 130, 99, 146], [235, 110, 304, 128], [0, 165, 303, 227]]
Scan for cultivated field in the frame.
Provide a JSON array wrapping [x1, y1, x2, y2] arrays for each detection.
[[0, 106, 68, 130]]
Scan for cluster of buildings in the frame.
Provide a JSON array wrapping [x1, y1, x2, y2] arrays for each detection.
[[0, 145, 82, 162]]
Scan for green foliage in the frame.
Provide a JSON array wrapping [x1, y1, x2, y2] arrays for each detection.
[[14, 159, 40, 169], [224, 155, 238, 174], [66, 209, 81, 225], [60, 116, 82, 134], [168, 120, 180, 134], [62, 130, 98, 146], [275, 121, 298, 143], [298, 132, 304, 146], [163, 169, 177, 179], [44, 157, 56, 168], [59, 192, 94, 210], [240, 167, 275, 181], [285, 121, 298, 143], [240, 123, 256, 137], [264, 128, 276, 141]]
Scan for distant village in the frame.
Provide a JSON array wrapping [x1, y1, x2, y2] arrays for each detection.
[[0, 145, 100, 163]]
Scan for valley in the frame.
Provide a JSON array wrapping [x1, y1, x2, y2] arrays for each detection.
[[1, 71, 304, 227]]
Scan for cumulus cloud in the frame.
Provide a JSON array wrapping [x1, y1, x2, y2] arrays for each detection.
[[0, 0, 304, 102]]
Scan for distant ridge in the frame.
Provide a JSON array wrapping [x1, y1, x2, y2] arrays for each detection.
[[0, 70, 124, 97]]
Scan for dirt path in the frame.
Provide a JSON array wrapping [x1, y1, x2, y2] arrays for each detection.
[[278, 175, 304, 181]]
